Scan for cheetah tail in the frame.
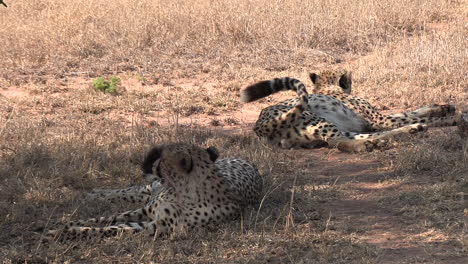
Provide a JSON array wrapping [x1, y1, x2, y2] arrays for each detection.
[[46, 221, 151, 241], [240, 77, 307, 103]]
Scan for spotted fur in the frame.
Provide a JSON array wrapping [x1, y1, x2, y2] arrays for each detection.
[[240, 69, 459, 152], [310, 69, 459, 131], [45, 143, 262, 241]]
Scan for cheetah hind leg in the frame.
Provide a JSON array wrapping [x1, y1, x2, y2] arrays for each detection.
[[280, 138, 328, 149], [362, 123, 427, 140], [328, 138, 388, 153], [329, 123, 427, 152]]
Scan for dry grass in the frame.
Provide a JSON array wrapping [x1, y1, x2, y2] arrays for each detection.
[[0, 0, 455, 83], [372, 131, 468, 258], [1, 0, 468, 263], [353, 18, 468, 109]]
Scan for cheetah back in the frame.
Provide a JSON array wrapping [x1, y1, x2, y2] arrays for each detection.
[[217, 158, 262, 207]]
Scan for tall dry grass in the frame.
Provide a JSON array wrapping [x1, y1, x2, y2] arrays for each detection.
[[0, 0, 454, 80], [353, 18, 468, 108]]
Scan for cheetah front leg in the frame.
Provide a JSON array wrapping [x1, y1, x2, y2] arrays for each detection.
[[388, 104, 456, 118], [376, 114, 460, 130], [286, 118, 387, 152], [87, 181, 163, 204]]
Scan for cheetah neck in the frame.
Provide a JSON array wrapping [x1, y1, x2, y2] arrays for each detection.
[[319, 88, 346, 95]]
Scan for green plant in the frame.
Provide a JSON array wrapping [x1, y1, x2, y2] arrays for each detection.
[[92, 76, 121, 94], [136, 74, 147, 85]]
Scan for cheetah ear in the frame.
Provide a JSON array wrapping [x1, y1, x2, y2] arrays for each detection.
[[206, 146, 219, 162], [339, 71, 352, 92], [142, 145, 164, 175], [309, 73, 319, 84]]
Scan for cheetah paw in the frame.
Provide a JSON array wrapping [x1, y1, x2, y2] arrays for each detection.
[[280, 139, 294, 149], [41, 229, 60, 242], [429, 104, 456, 117], [364, 139, 388, 152], [407, 124, 427, 134]]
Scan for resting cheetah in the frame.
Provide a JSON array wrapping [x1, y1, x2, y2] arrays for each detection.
[[309, 69, 459, 131], [45, 143, 262, 241], [241, 70, 459, 152]]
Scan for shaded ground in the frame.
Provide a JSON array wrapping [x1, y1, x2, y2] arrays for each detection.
[[1, 78, 466, 263], [265, 139, 466, 264]]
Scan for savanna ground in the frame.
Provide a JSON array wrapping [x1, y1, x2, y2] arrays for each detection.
[[0, 0, 467, 263]]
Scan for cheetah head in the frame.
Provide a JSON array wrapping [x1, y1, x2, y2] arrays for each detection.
[[141, 143, 219, 189], [309, 69, 352, 94]]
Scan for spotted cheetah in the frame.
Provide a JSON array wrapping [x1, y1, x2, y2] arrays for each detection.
[[45, 143, 262, 241], [241, 70, 458, 152], [309, 69, 459, 131]]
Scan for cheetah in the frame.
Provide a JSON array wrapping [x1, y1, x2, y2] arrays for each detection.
[[240, 70, 459, 152], [45, 143, 262, 241], [309, 69, 459, 131]]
